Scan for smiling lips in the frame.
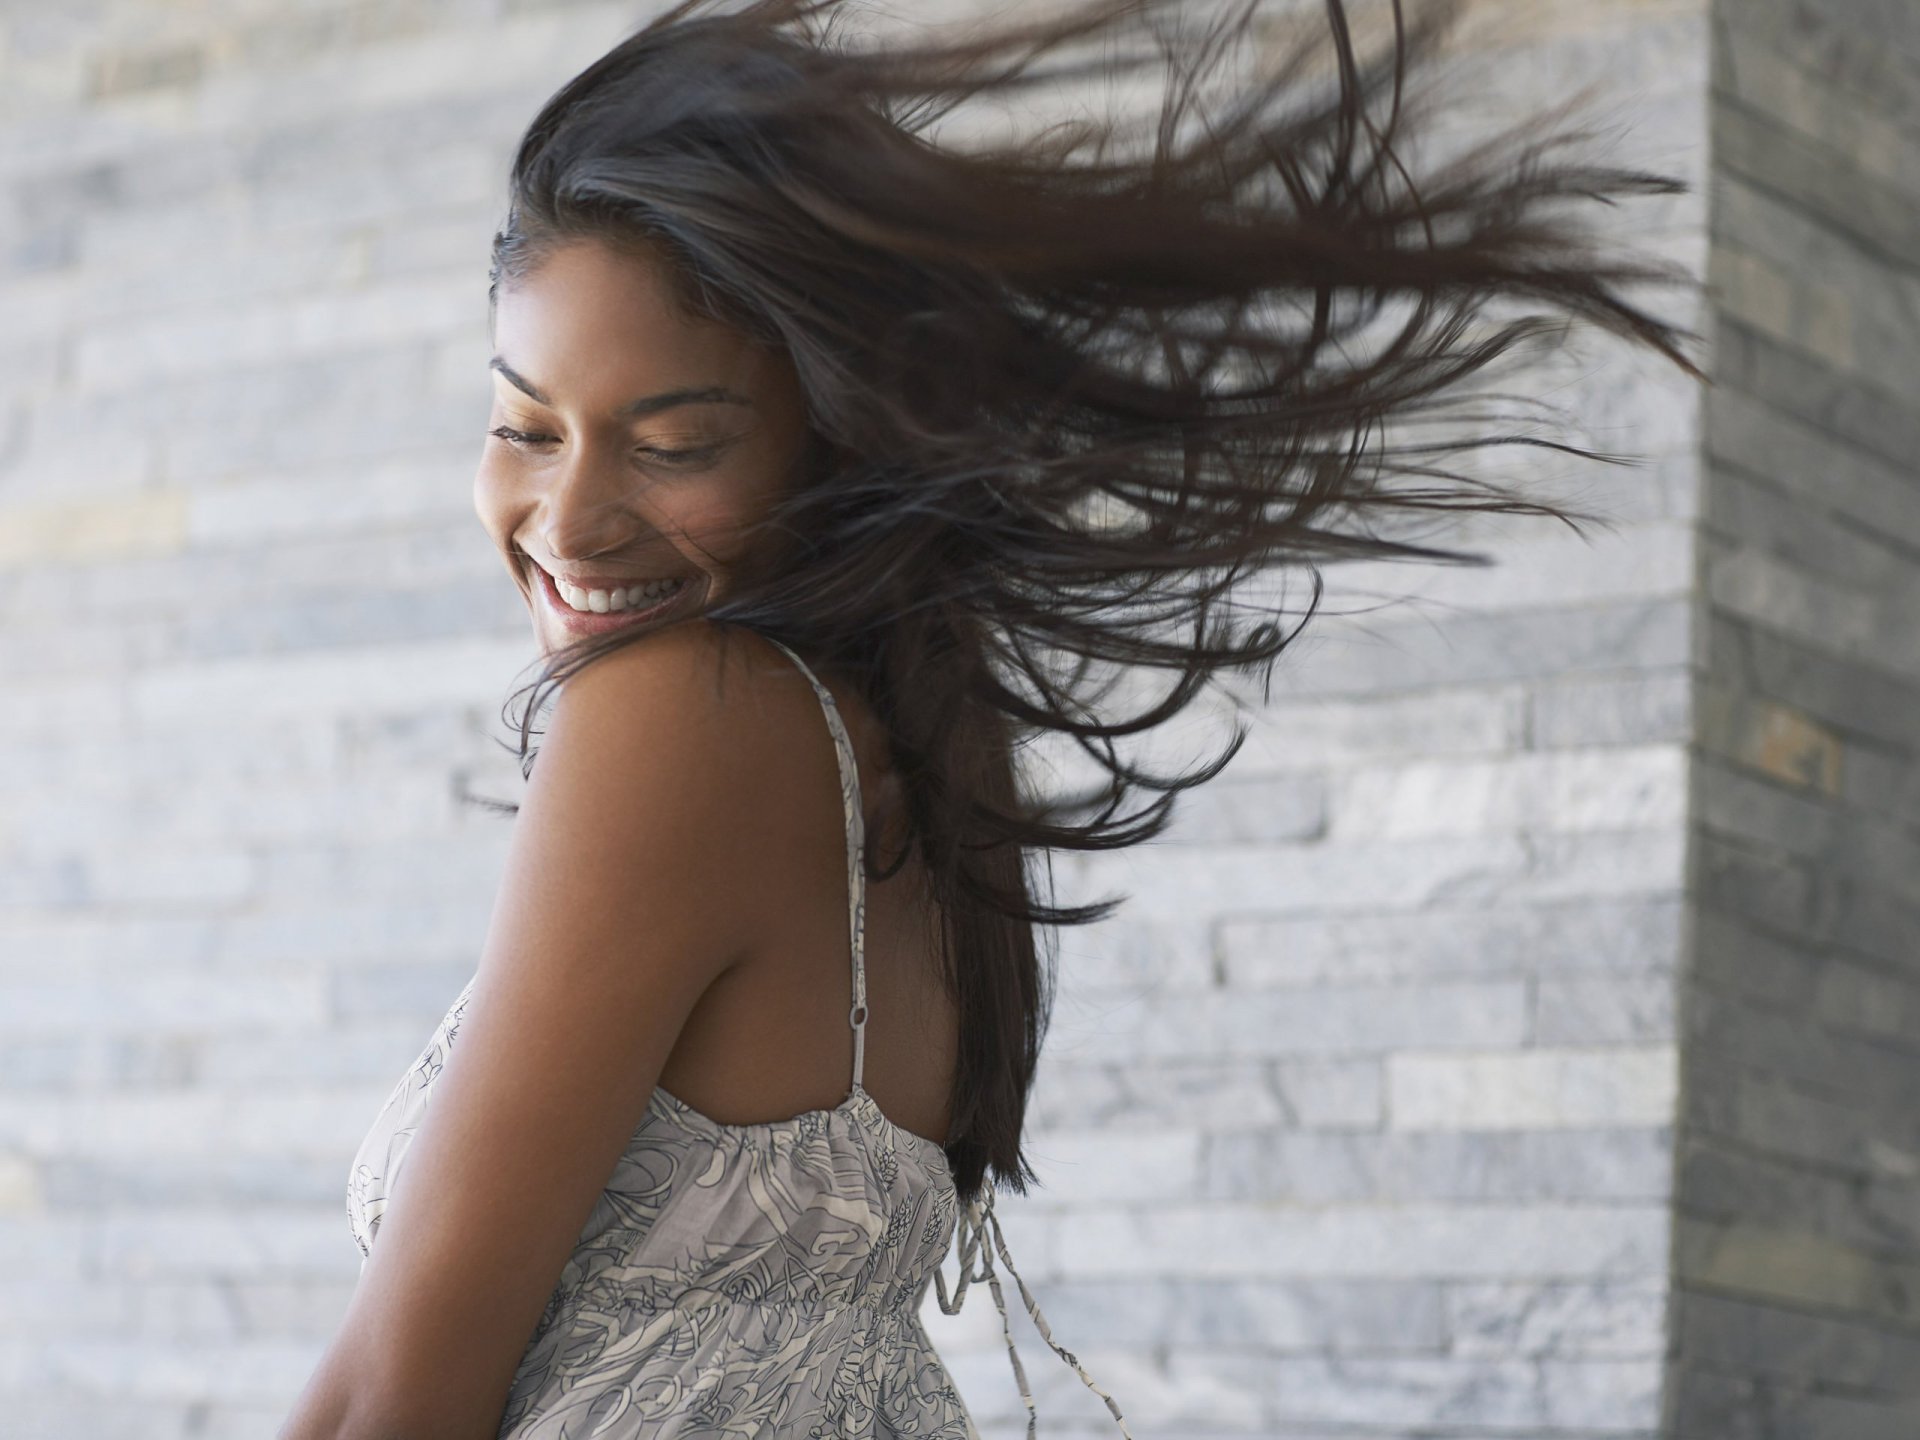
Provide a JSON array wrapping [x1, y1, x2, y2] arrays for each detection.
[[551, 572, 686, 614], [531, 560, 695, 629]]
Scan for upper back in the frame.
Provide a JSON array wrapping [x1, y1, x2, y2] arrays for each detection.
[[637, 623, 960, 1150]]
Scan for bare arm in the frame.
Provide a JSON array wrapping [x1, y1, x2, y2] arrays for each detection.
[[279, 623, 807, 1440]]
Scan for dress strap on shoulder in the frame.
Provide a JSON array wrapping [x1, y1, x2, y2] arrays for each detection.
[[934, 1189, 1134, 1439], [759, 636, 869, 1094]]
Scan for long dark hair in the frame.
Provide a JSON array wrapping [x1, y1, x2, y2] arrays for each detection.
[[474, 0, 1705, 1204]]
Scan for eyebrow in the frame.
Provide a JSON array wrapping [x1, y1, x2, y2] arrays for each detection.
[[489, 357, 754, 419]]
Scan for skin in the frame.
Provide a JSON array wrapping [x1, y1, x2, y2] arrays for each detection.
[[279, 237, 957, 1440]]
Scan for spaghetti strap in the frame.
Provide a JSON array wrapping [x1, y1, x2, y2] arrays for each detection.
[[764, 635, 1128, 1435], [760, 636, 869, 1095]]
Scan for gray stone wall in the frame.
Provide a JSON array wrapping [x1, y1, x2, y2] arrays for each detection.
[[2, 2, 1909, 1438], [1666, 2, 1920, 1436]]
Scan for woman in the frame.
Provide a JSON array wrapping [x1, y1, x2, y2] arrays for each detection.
[[279, 0, 1703, 1435]]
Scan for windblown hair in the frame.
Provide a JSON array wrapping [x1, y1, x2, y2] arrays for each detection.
[[478, 0, 1704, 1204]]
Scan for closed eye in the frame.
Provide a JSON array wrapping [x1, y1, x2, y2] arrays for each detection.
[[487, 425, 726, 467], [488, 424, 554, 449]]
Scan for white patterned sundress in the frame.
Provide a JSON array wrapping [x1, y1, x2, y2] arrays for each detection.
[[345, 636, 1132, 1438]]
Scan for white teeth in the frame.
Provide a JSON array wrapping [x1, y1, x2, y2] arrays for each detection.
[[551, 572, 685, 615]]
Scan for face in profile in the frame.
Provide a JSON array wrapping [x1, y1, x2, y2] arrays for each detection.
[[474, 237, 810, 654]]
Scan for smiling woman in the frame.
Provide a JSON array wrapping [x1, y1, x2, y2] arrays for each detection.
[[275, 0, 1705, 1436], [474, 237, 810, 646]]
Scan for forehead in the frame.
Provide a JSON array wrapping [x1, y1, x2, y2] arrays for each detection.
[[490, 238, 762, 396]]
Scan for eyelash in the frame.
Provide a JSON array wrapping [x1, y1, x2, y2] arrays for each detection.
[[487, 425, 722, 467]]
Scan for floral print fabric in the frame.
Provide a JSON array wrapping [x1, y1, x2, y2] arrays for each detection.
[[349, 966, 974, 1435]]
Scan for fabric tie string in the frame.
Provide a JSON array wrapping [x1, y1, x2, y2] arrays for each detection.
[[932, 1187, 1133, 1439]]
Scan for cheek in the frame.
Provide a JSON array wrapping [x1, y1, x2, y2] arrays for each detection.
[[471, 460, 528, 554], [655, 469, 784, 562]]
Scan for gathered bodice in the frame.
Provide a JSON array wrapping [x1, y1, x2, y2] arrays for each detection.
[[347, 968, 974, 1434], [348, 973, 962, 1304]]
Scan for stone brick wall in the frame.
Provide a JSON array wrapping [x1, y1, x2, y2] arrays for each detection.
[[1665, 3, 1920, 1436], [3, 2, 1908, 1438]]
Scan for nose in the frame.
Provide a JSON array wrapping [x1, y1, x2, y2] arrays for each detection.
[[537, 442, 656, 564]]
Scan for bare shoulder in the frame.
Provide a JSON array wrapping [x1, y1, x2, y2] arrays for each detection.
[[519, 621, 848, 952], [529, 620, 852, 921], [544, 619, 831, 796]]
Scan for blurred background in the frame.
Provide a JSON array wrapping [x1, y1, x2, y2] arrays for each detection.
[[0, 1, 1915, 1436]]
